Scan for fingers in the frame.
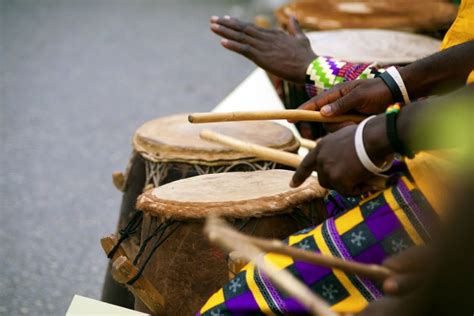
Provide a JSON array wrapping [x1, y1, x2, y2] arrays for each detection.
[[383, 273, 422, 296], [287, 16, 306, 40], [290, 147, 319, 188], [220, 39, 254, 57], [298, 87, 345, 111], [210, 15, 266, 39], [382, 246, 431, 272], [381, 246, 432, 296], [320, 88, 364, 117], [298, 81, 359, 117], [210, 23, 257, 46]]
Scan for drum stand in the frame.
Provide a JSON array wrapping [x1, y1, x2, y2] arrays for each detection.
[[101, 235, 165, 315]]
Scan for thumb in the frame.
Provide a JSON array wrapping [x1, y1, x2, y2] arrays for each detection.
[[320, 93, 360, 117], [288, 16, 305, 39]]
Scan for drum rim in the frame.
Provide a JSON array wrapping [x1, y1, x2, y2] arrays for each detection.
[[136, 170, 326, 220], [275, 0, 458, 32], [305, 29, 442, 65], [132, 114, 300, 163]]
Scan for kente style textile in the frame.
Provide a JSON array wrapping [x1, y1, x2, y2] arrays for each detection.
[[198, 175, 438, 315], [304, 56, 381, 98]]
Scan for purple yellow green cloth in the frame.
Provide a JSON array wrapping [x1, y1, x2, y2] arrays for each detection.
[[304, 56, 381, 98], [198, 175, 437, 315]]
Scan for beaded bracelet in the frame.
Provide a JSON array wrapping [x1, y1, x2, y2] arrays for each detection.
[[386, 104, 415, 158]]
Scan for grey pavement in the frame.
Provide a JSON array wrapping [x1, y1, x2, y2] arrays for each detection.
[[0, 0, 272, 314]]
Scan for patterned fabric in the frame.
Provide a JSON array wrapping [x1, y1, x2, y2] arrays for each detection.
[[198, 176, 438, 315], [305, 56, 382, 98]]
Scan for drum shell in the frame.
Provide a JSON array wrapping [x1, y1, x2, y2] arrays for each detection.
[[135, 201, 326, 315], [102, 115, 300, 308], [102, 154, 290, 307]]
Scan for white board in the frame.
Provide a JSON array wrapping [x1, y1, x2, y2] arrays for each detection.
[[65, 295, 149, 316]]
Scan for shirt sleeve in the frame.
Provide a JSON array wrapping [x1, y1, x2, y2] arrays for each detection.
[[305, 56, 384, 98]]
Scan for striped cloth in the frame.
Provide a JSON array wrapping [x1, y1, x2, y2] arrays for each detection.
[[305, 56, 382, 98], [198, 175, 437, 315]]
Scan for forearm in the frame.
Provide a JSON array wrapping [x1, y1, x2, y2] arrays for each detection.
[[399, 40, 474, 99], [365, 84, 474, 160]]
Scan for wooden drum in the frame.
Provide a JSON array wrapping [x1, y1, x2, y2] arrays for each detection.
[[132, 169, 327, 315], [101, 114, 299, 306], [275, 0, 458, 33]]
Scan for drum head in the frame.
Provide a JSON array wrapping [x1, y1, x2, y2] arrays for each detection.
[[136, 169, 326, 220], [132, 114, 299, 163], [307, 29, 441, 64], [275, 0, 457, 32]]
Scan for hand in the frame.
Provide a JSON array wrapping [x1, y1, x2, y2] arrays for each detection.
[[210, 15, 316, 83], [290, 115, 392, 195], [381, 246, 433, 296], [299, 78, 393, 131]]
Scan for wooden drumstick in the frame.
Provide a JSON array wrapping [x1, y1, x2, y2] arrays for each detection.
[[200, 129, 301, 167], [299, 138, 318, 150], [212, 224, 392, 281], [188, 110, 365, 124], [200, 130, 388, 190], [111, 256, 166, 315], [205, 217, 338, 316]]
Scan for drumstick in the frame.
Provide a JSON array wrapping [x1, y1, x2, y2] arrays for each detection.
[[200, 130, 387, 190], [213, 224, 392, 281], [201, 129, 301, 167], [188, 110, 365, 124], [299, 138, 318, 150], [205, 217, 338, 316]]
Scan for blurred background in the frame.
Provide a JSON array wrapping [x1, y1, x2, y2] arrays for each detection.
[[0, 1, 283, 315], [0, 0, 459, 315]]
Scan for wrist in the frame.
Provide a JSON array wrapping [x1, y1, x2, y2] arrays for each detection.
[[373, 77, 395, 106], [398, 66, 418, 99], [364, 114, 394, 164]]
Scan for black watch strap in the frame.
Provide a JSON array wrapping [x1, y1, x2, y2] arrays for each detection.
[[377, 71, 404, 103]]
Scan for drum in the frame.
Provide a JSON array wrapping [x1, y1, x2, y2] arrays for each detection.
[[132, 169, 327, 315], [275, 0, 458, 33], [279, 29, 441, 139], [101, 114, 299, 306]]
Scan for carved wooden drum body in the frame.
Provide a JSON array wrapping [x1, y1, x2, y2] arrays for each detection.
[[102, 114, 299, 306], [134, 170, 327, 315]]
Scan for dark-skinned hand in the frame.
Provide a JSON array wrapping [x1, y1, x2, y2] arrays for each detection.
[[355, 246, 433, 316], [210, 15, 316, 83], [381, 245, 432, 296], [298, 77, 393, 132], [290, 114, 392, 195]]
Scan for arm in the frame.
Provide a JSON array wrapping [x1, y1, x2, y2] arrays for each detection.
[[290, 84, 474, 194], [399, 40, 474, 99], [299, 40, 474, 124], [210, 15, 316, 84]]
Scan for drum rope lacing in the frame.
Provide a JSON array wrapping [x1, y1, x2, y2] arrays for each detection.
[[113, 203, 320, 284], [144, 160, 278, 188], [107, 211, 144, 260], [127, 220, 181, 285]]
